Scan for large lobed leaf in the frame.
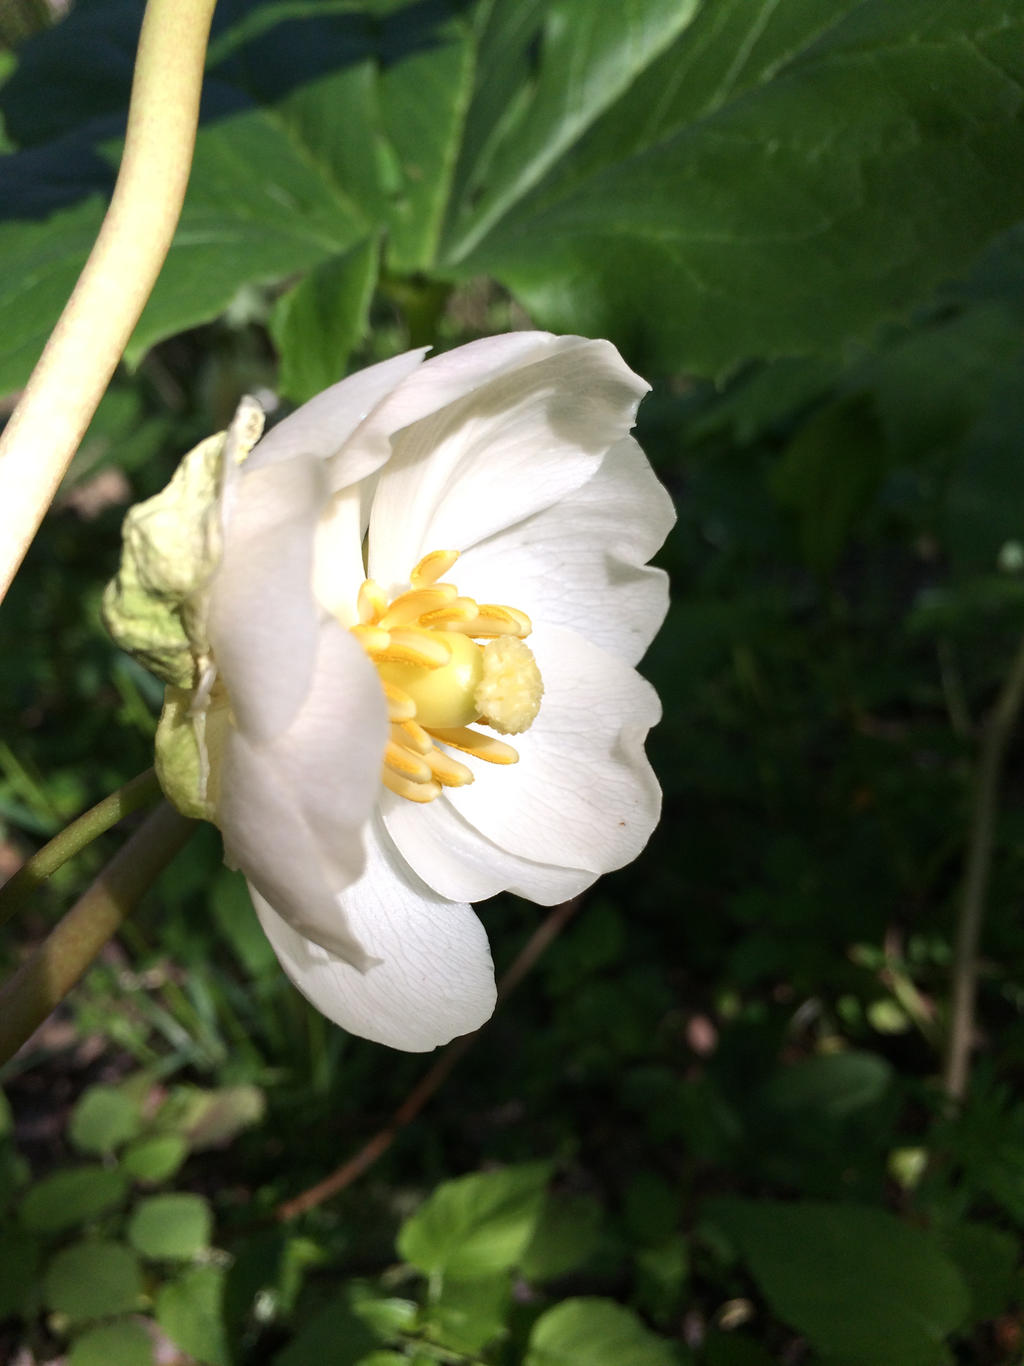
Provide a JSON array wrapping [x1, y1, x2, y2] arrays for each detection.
[[1, 0, 1023, 395]]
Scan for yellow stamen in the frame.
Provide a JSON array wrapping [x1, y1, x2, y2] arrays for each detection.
[[393, 719, 434, 755], [382, 769, 442, 803], [411, 549, 460, 588], [370, 628, 452, 669], [446, 604, 531, 637], [351, 623, 390, 652], [383, 681, 416, 722], [424, 747, 475, 787], [379, 585, 458, 630], [357, 579, 388, 625], [427, 726, 520, 765], [419, 597, 480, 628], [384, 740, 433, 784]]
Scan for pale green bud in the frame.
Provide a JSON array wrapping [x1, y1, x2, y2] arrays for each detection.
[[102, 398, 264, 688], [104, 398, 265, 820]]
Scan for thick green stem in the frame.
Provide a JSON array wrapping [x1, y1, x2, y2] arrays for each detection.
[[0, 0, 217, 605], [0, 803, 194, 1069], [943, 631, 1024, 1101], [0, 769, 163, 928]]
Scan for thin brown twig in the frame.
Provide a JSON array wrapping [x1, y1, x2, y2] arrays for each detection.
[[276, 896, 581, 1221], [943, 630, 1024, 1102]]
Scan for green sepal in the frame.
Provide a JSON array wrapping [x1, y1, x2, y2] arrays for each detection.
[[155, 687, 215, 822], [102, 399, 264, 688]]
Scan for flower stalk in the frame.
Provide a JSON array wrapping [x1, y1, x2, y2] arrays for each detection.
[[0, 802, 194, 1070], [0, 768, 163, 929], [943, 628, 1024, 1101], [0, 0, 217, 606]]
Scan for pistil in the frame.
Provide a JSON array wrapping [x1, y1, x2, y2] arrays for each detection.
[[351, 550, 544, 803]]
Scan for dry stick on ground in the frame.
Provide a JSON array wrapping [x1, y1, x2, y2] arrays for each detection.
[[277, 896, 581, 1221], [943, 630, 1024, 1102]]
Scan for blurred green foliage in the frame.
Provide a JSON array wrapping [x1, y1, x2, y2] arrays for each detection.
[[4, 0, 1024, 1361]]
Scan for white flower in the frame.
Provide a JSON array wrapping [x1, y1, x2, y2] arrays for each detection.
[[196, 333, 674, 1051]]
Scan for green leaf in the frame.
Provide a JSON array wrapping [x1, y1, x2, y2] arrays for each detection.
[[69, 1085, 142, 1155], [938, 1222, 1019, 1326], [271, 1299, 385, 1366], [128, 1193, 213, 1261], [43, 1240, 143, 1320], [460, 0, 1024, 376], [770, 394, 887, 574], [425, 1274, 511, 1354], [121, 1133, 188, 1185], [20, 1164, 127, 1233], [712, 1199, 971, 1365], [525, 1297, 682, 1366], [5, 0, 1024, 393], [702, 1333, 778, 1366], [398, 1162, 551, 1280], [156, 1265, 230, 1366], [520, 1192, 604, 1281], [208, 867, 279, 977], [69, 1319, 155, 1366], [760, 1052, 894, 1119], [0, 1229, 41, 1319], [269, 237, 379, 403]]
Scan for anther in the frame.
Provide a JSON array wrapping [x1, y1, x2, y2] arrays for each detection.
[[382, 681, 416, 721], [384, 740, 434, 784], [357, 580, 388, 625], [411, 549, 460, 588], [427, 726, 520, 765], [393, 719, 434, 755], [350, 623, 391, 652], [419, 598, 479, 628], [424, 747, 475, 787], [371, 628, 452, 669], [382, 770, 442, 803], [447, 605, 531, 638], [379, 585, 458, 630]]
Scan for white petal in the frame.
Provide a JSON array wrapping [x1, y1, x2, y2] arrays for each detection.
[[251, 815, 497, 1051], [442, 624, 662, 875], [217, 620, 388, 968], [381, 789, 593, 906], [312, 485, 366, 624], [245, 348, 428, 476], [458, 437, 675, 667], [362, 333, 568, 436], [207, 455, 324, 744], [367, 339, 649, 594]]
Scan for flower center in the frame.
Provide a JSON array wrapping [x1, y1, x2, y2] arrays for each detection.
[[351, 550, 544, 804]]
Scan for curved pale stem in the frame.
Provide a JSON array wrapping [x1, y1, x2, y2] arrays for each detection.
[[0, 802, 194, 1068], [0, 0, 218, 605], [0, 768, 162, 929]]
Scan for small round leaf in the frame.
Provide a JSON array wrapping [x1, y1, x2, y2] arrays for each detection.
[[121, 1134, 187, 1185], [69, 1319, 154, 1366], [44, 1240, 142, 1320], [69, 1087, 141, 1155], [128, 1193, 212, 1261], [21, 1165, 127, 1233]]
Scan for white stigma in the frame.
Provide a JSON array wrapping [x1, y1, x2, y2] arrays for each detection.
[[474, 637, 544, 735]]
